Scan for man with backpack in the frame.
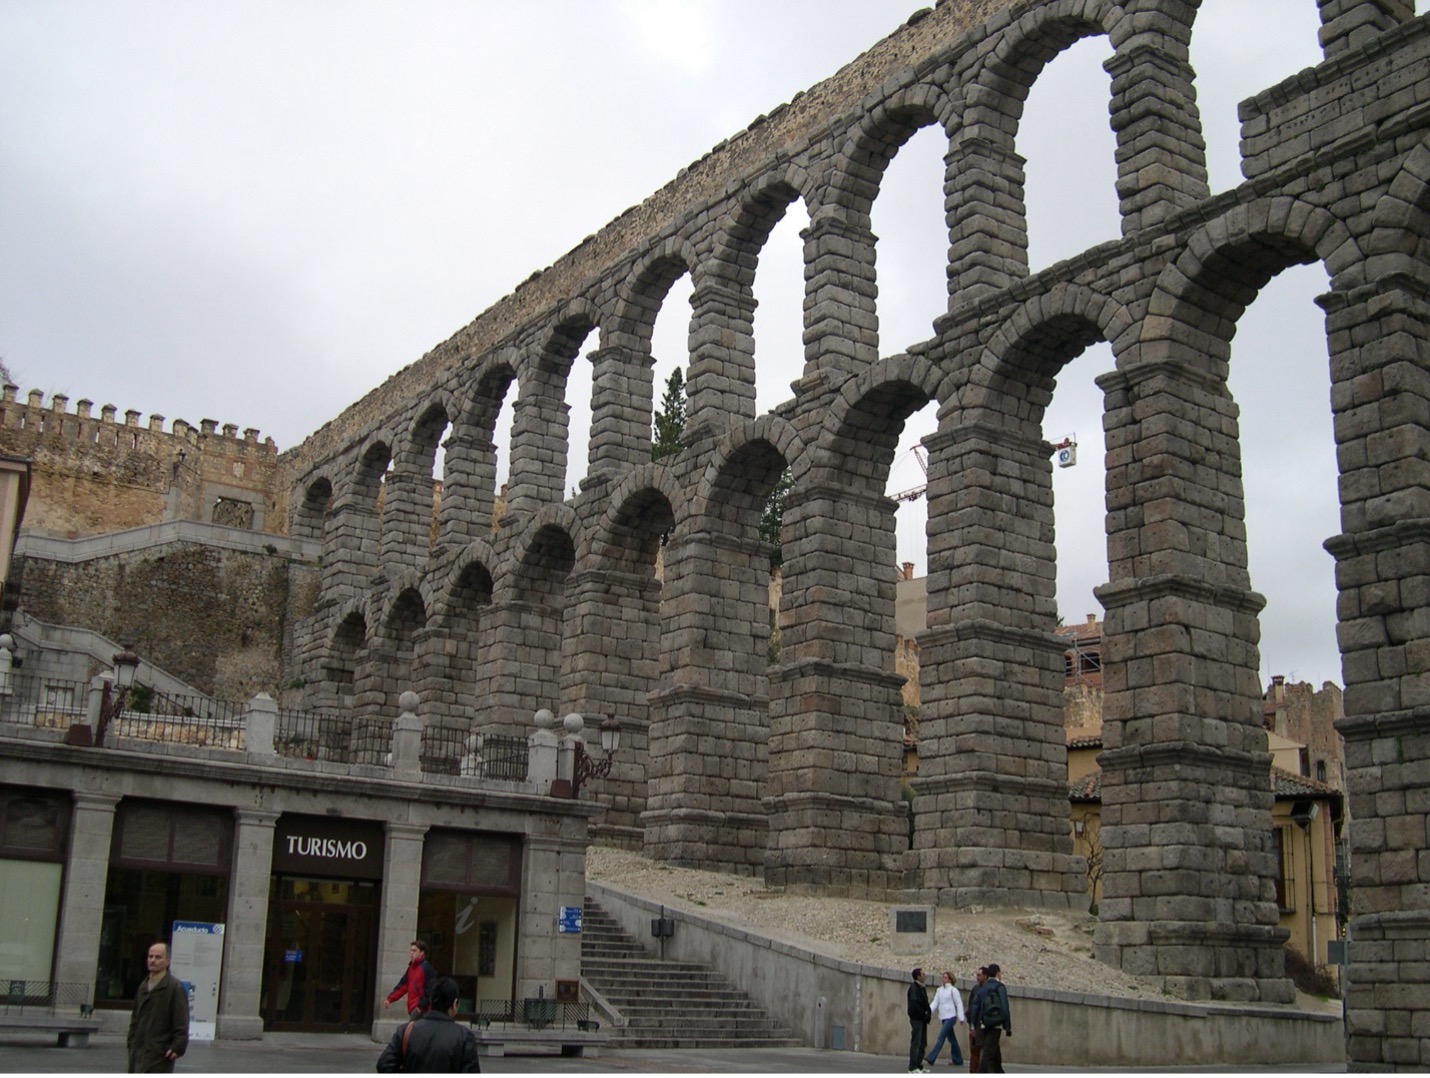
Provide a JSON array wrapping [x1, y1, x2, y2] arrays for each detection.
[[972, 963, 1010, 1072]]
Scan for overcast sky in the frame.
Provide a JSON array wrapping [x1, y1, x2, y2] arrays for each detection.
[[5, 0, 1415, 689]]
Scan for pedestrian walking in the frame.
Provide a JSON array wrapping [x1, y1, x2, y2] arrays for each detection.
[[974, 963, 1011, 1073], [377, 977, 480, 1072], [925, 970, 965, 1067], [907, 967, 932, 1073], [384, 940, 438, 1017], [126, 941, 189, 1073]]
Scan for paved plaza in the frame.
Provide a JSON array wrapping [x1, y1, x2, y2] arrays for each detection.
[[1, 1032, 903, 1073], [0, 1031, 1346, 1074]]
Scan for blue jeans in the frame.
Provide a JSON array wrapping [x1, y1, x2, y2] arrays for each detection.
[[926, 1017, 963, 1065]]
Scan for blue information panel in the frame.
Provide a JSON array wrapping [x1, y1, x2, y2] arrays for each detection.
[[557, 906, 583, 934]]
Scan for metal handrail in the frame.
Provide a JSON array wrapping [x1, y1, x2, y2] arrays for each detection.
[[0, 979, 94, 1016], [470, 998, 593, 1030]]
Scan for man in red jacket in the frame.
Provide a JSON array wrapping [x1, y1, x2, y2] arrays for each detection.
[[383, 940, 437, 1017]]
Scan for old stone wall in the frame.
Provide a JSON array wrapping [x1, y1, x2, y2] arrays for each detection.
[[0, 385, 281, 539], [19, 541, 317, 701]]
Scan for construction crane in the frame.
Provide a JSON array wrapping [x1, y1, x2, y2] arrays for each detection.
[[890, 446, 928, 503], [890, 435, 1077, 504]]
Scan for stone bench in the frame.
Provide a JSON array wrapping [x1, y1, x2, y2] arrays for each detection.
[[0, 1012, 103, 1047]]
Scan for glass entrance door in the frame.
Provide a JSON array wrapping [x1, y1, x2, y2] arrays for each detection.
[[263, 878, 376, 1032]]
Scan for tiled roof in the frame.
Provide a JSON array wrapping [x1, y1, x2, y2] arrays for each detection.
[[1069, 771, 1101, 801], [1066, 734, 1102, 750], [1272, 766, 1341, 799], [1055, 619, 1102, 643]]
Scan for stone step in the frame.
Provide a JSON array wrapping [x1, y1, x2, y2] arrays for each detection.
[[581, 897, 798, 1051], [591, 990, 759, 1008]]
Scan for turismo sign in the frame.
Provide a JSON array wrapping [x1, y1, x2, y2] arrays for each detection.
[[272, 815, 384, 880]]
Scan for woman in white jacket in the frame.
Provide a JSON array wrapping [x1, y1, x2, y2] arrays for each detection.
[[924, 970, 966, 1068]]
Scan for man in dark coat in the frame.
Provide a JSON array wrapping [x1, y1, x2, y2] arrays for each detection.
[[377, 977, 480, 1072], [907, 967, 932, 1073], [127, 941, 189, 1073]]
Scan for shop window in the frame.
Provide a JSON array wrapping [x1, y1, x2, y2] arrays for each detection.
[[419, 831, 521, 1016], [0, 787, 69, 983], [96, 870, 229, 1005], [96, 800, 232, 1007], [0, 787, 68, 857]]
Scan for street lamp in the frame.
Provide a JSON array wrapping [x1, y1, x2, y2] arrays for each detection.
[[569, 714, 621, 798], [94, 647, 140, 747]]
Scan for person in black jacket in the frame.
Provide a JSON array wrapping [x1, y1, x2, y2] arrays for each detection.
[[974, 963, 1011, 1073], [377, 977, 480, 1073], [907, 967, 932, 1073]]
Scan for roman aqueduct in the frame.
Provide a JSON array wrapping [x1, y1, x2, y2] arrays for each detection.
[[272, 0, 1428, 1067]]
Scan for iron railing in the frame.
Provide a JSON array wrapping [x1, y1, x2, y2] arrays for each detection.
[[0, 979, 94, 1016], [0, 675, 88, 730], [275, 707, 354, 763], [470, 998, 595, 1031], [0, 675, 530, 780], [421, 726, 529, 781], [109, 687, 245, 750]]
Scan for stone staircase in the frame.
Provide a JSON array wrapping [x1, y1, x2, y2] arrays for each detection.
[[581, 898, 801, 1049]]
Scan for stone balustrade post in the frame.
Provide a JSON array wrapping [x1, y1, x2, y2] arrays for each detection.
[[244, 693, 277, 756], [390, 691, 422, 775], [527, 709, 559, 794]]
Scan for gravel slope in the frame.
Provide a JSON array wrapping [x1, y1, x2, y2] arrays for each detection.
[[586, 845, 1172, 1001]]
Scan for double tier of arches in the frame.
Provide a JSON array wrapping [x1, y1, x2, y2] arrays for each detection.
[[282, 0, 1426, 1024]]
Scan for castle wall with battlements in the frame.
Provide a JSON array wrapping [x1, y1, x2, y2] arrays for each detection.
[[0, 385, 282, 539]]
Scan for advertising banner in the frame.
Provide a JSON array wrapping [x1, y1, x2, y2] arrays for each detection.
[[170, 922, 224, 1042]]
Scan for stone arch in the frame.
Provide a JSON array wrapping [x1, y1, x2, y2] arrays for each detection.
[[690, 413, 805, 521], [1088, 195, 1365, 1004], [560, 473, 680, 841], [810, 83, 955, 369], [909, 290, 1105, 911], [506, 303, 605, 517], [352, 435, 393, 507], [325, 599, 369, 657], [583, 238, 699, 479], [687, 170, 814, 433], [582, 463, 687, 567], [946, 1, 1123, 296], [291, 473, 334, 542], [963, 281, 1135, 423], [1367, 133, 1430, 284], [437, 351, 519, 549], [762, 353, 943, 891], [807, 352, 945, 494], [644, 416, 802, 871], [431, 539, 498, 624], [402, 394, 457, 463], [376, 572, 431, 646], [507, 503, 581, 601], [827, 82, 957, 228], [380, 396, 457, 563], [608, 235, 701, 350], [1143, 197, 1364, 372], [453, 513, 580, 736]]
